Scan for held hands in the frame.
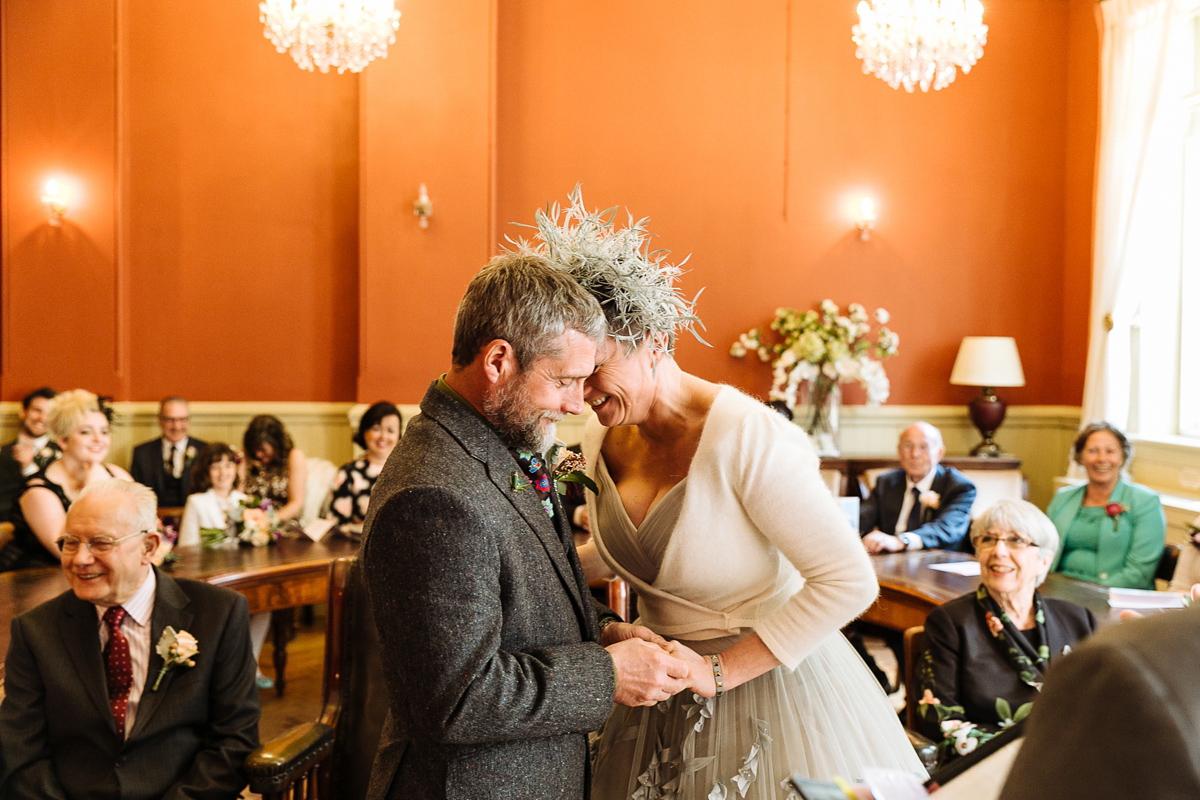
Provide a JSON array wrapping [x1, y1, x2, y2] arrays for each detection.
[[599, 621, 670, 649], [607, 637, 691, 707], [664, 640, 718, 698], [862, 531, 905, 554]]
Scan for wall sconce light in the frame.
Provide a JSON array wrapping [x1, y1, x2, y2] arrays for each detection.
[[413, 184, 432, 229], [855, 196, 876, 241], [41, 179, 68, 227]]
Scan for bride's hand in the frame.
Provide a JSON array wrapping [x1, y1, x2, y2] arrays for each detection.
[[665, 641, 718, 698], [600, 621, 671, 649]]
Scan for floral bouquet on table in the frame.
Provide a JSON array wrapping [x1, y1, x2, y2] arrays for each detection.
[[199, 497, 283, 548], [731, 300, 898, 453]]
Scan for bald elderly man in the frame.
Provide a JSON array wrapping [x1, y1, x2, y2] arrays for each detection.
[[860, 422, 977, 553]]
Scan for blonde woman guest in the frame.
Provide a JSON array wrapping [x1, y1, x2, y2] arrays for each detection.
[[0, 390, 132, 571], [178, 443, 248, 547], [533, 191, 924, 796], [329, 402, 401, 533], [1047, 422, 1165, 590], [240, 415, 306, 521]]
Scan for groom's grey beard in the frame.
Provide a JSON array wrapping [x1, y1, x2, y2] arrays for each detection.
[[483, 374, 560, 454]]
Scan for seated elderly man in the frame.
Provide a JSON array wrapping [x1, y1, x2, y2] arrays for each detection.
[[860, 422, 977, 553], [0, 479, 259, 800]]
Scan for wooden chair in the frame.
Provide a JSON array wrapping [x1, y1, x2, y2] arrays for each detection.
[[903, 625, 927, 730], [1156, 543, 1182, 584], [246, 557, 385, 800]]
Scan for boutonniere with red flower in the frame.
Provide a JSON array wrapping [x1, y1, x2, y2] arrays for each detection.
[[984, 611, 1005, 638], [1105, 502, 1131, 533]]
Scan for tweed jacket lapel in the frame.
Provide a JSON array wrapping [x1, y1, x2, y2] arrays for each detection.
[[128, 568, 194, 740], [419, 386, 589, 624], [59, 592, 114, 729]]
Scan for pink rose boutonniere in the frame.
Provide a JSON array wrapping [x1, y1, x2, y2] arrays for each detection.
[[919, 491, 941, 510], [152, 626, 198, 690], [984, 611, 1005, 638], [1105, 502, 1131, 533]]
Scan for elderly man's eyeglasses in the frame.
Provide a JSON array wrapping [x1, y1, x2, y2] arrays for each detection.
[[974, 533, 1036, 551], [56, 530, 150, 554]]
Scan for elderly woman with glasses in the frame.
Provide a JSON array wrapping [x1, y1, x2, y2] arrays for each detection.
[[916, 499, 1098, 763]]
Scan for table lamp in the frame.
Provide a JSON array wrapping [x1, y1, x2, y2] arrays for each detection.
[[950, 336, 1025, 457]]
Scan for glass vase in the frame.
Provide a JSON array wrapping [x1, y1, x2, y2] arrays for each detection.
[[797, 377, 841, 456]]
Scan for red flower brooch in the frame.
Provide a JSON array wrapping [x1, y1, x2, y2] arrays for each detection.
[[1105, 502, 1131, 533]]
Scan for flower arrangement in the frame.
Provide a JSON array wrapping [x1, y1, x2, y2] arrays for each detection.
[[199, 497, 283, 548], [731, 300, 897, 452]]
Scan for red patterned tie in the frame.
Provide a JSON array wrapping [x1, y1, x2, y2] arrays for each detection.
[[103, 606, 132, 736]]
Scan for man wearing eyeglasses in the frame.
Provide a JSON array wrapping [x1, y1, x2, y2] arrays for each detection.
[[0, 479, 260, 800], [860, 422, 977, 553], [129, 397, 207, 508]]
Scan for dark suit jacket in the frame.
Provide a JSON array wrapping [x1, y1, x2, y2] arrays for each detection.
[[859, 464, 977, 551], [917, 592, 1097, 742], [360, 383, 615, 800], [130, 436, 207, 507], [999, 603, 1200, 800], [0, 439, 59, 522], [0, 568, 260, 800]]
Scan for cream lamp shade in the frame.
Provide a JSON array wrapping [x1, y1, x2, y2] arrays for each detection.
[[950, 337, 1025, 388]]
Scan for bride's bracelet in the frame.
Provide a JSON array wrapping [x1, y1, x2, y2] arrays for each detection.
[[708, 653, 725, 696]]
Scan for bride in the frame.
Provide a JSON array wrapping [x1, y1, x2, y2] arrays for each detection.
[[516, 190, 926, 797]]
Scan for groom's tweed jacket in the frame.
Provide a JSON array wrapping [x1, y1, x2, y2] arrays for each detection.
[[361, 383, 615, 800]]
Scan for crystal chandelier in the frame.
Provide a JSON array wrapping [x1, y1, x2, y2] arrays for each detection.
[[260, 0, 402, 74], [852, 0, 988, 93]]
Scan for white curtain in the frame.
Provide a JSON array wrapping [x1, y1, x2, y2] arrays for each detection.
[[1080, 0, 1179, 431]]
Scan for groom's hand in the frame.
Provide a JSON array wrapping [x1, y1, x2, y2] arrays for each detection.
[[607, 638, 690, 707], [599, 621, 670, 649]]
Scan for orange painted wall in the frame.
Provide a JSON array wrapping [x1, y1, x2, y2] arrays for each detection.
[[496, 0, 1098, 406], [2, 0, 1098, 405]]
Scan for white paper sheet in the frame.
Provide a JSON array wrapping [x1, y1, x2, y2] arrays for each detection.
[[1107, 587, 1186, 609], [928, 561, 982, 576], [302, 516, 335, 542]]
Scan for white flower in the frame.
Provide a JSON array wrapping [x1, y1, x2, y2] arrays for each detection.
[[152, 626, 199, 690], [919, 490, 941, 510], [954, 732, 979, 755], [730, 341, 747, 357], [848, 302, 867, 323], [820, 298, 838, 316], [875, 307, 890, 324]]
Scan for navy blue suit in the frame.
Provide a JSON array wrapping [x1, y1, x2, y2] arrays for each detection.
[[859, 464, 976, 551]]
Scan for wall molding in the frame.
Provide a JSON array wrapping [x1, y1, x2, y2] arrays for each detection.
[[6, 401, 1195, 534]]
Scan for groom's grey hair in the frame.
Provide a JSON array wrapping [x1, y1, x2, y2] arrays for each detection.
[[451, 253, 606, 370]]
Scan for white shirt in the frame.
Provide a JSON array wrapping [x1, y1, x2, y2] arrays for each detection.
[[895, 468, 938, 543], [18, 433, 51, 477], [96, 568, 157, 738], [160, 438, 188, 479]]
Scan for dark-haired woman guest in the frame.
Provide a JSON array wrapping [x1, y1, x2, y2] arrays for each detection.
[[329, 402, 401, 533], [1047, 422, 1165, 589], [177, 443, 247, 547], [240, 414, 306, 522]]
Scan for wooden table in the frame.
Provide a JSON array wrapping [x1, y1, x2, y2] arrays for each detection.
[[0, 535, 360, 693], [863, 549, 1117, 632]]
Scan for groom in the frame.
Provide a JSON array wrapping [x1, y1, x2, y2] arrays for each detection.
[[360, 254, 693, 800]]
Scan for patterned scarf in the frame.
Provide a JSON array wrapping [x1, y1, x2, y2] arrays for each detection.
[[974, 584, 1049, 689]]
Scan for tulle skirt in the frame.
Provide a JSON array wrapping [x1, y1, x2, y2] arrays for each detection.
[[591, 632, 926, 799]]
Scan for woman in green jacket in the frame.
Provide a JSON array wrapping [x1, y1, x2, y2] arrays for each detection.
[[1047, 422, 1165, 590]]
